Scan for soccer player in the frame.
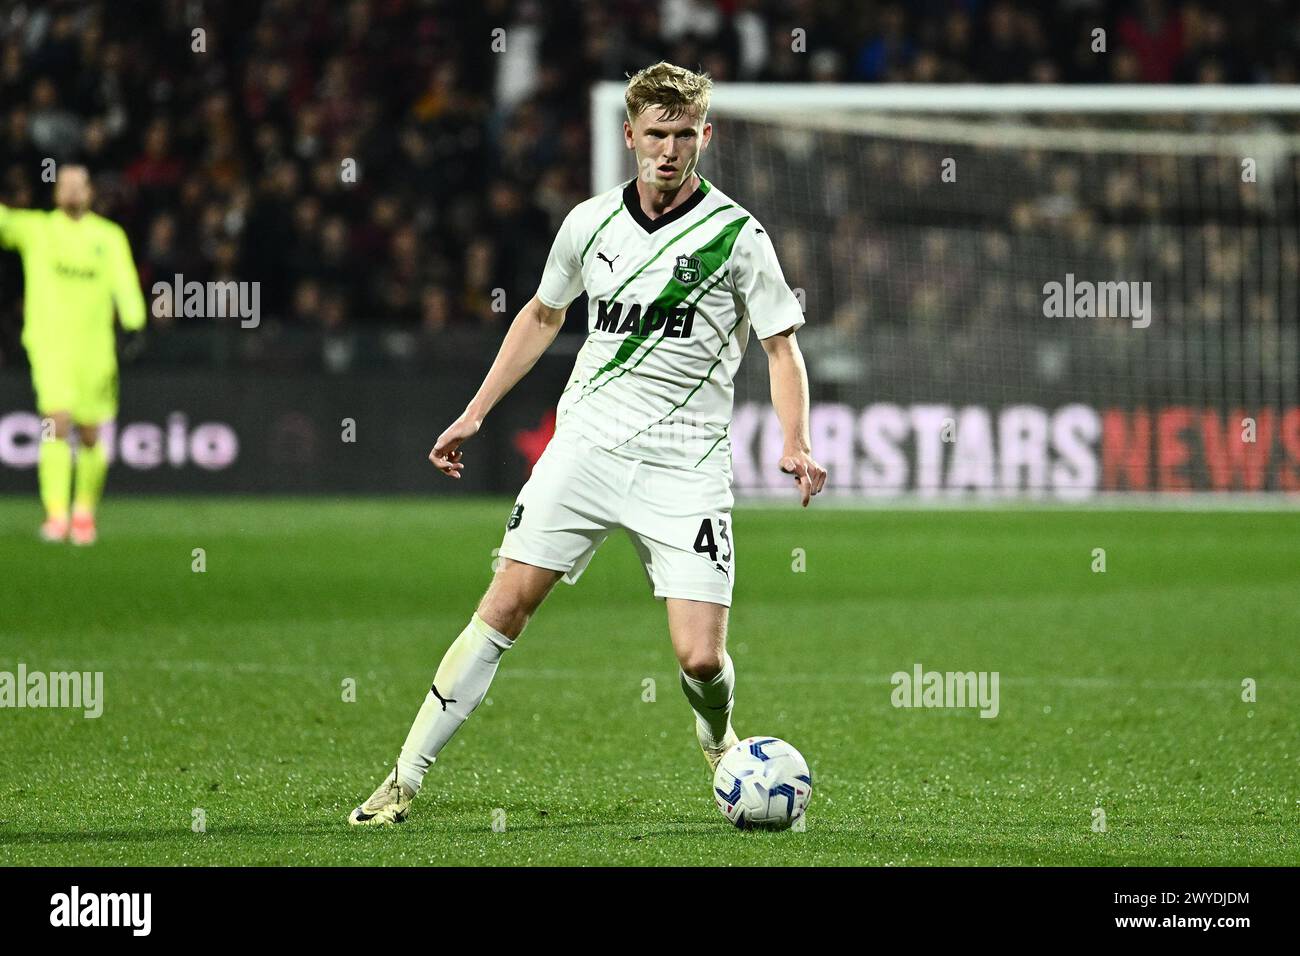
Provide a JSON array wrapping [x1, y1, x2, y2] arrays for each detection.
[[0, 165, 146, 544], [350, 62, 827, 825]]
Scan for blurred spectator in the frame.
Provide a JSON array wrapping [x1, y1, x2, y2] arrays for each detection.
[[29, 77, 83, 159], [1119, 0, 1184, 83]]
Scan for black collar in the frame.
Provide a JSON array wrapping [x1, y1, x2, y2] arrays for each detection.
[[622, 178, 708, 234]]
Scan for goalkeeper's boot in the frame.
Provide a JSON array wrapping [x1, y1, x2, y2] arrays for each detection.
[[40, 516, 69, 543], [700, 724, 740, 775], [348, 765, 415, 826], [70, 510, 97, 547]]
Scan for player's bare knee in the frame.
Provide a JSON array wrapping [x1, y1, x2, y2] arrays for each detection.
[[476, 598, 529, 641], [478, 560, 556, 639], [44, 412, 71, 439], [679, 649, 725, 682], [475, 585, 524, 638], [77, 425, 100, 447]]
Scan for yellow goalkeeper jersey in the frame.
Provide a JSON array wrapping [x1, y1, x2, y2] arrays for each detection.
[[0, 204, 146, 362]]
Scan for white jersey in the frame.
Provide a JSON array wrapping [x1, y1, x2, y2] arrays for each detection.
[[536, 176, 804, 478]]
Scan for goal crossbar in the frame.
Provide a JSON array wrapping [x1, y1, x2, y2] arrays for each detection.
[[592, 82, 1300, 191]]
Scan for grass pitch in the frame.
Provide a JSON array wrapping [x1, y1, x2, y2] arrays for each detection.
[[0, 496, 1296, 866]]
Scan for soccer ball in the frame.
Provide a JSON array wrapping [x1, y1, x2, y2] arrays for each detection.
[[712, 736, 812, 830]]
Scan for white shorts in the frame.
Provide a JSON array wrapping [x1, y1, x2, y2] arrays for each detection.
[[497, 430, 736, 607]]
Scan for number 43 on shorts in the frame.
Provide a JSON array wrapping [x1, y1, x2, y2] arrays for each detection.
[[692, 516, 733, 577]]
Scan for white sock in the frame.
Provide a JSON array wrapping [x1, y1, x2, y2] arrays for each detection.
[[679, 652, 735, 749], [396, 612, 513, 793]]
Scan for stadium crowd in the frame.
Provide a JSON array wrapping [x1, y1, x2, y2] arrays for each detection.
[[0, 0, 1296, 356]]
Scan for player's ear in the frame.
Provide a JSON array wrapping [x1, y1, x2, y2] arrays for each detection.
[[623, 119, 635, 149], [701, 122, 712, 150]]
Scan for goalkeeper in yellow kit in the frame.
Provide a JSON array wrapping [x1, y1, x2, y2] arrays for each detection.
[[0, 165, 146, 545]]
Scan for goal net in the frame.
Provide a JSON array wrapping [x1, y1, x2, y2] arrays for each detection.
[[592, 84, 1300, 501]]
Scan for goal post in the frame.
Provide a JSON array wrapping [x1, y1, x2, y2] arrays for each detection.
[[591, 83, 1300, 501]]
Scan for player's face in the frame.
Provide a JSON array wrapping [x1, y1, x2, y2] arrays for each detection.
[[625, 106, 711, 192], [55, 167, 93, 215]]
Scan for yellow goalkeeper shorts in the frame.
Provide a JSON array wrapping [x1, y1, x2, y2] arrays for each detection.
[[29, 351, 119, 425]]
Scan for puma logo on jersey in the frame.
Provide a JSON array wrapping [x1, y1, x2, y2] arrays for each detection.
[[596, 251, 620, 271], [594, 300, 696, 339]]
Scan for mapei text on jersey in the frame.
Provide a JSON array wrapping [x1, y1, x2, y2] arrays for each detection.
[[594, 300, 697, 339]]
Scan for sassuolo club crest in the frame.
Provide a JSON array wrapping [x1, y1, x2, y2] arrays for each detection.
[[673, 254, 702, 285]]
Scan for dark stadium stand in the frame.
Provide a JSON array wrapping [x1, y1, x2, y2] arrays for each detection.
[[2, 0, 1295, 363]]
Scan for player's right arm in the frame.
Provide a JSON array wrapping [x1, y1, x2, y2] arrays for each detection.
[[0, 203, 42, 253], [429, 207, 585, 478], [429, 296, 568, 477]]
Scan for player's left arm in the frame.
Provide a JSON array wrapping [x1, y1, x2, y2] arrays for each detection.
[[761, 329, 826, 506], [734, 219, 827, 506], [109, 223, 147, 333]]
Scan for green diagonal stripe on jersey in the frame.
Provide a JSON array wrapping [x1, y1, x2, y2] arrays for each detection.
[[580, 203, 623, 264], [582, 206, 738, 390], [693, 423, 729, 468], [577, 268, 729, 405], [609, 308, 747, 454], [578, 211, 749, 396]]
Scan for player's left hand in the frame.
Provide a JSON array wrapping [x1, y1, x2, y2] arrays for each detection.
[[120, 329, 147, 363], [779, 451, 827, 507]]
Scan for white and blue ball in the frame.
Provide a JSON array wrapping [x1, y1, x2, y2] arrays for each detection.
[[712, 736, 812, 831]]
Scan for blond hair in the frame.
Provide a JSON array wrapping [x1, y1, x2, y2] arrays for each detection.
[[624, 61, 712, 124]]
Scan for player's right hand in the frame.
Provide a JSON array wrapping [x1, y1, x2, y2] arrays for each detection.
[[429, 416, 480, 478]]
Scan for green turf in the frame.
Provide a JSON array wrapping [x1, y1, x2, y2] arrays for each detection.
[[0, 496, 1297, 866]]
